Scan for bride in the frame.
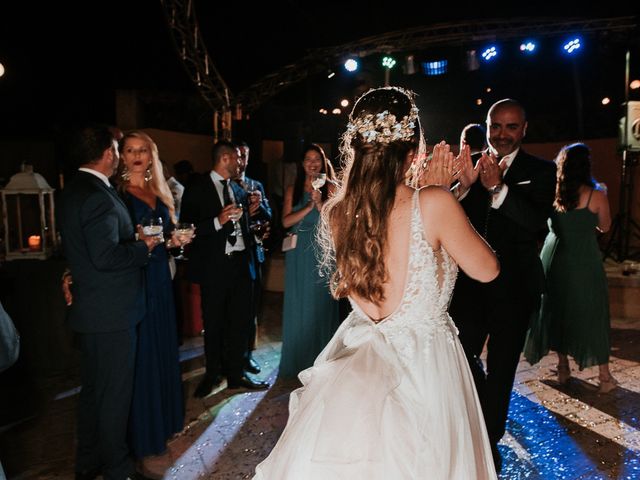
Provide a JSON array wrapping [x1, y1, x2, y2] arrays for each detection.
[[254, 87, 499, 479]]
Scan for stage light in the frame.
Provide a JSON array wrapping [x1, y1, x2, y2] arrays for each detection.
[[422, 60, 447, 76], [327, 71, 335, 79], [319, 108, 328, 115], [340, 99, 349, 107], [520, 41, 536, 53], [563, 38, 581, 54], [630, 80, 640, 90], [476, 98, 483, 106], [481, 46, 498, 61], [344, 59, 358, 72], [486, 87, 492, 93], [382, 56, 396, 69], [332, 108, 341, 115], [0, 63, 4, 78]]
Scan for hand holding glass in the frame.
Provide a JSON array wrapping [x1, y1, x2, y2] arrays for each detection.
[[174, 222, 195, 260], [229, 203, 243, 237], [311, 173, 327, 191]]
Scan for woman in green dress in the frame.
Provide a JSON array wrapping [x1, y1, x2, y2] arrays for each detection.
[[524, 143, 616, 392], [279, 144, 341, 378]]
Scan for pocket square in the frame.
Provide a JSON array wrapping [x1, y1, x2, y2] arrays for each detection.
[[515, 180, 531, 185]]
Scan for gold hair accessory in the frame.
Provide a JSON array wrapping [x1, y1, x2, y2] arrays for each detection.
[[345, 107, 419, 144]]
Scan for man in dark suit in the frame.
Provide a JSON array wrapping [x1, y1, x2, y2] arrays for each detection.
[[234, 141, 272, 375], [58, 125, 159, 480], [181, 140, 269, 398], [449, 99, 556, 472]]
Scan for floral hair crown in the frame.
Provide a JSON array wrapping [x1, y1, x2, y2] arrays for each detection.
[[344, 88, 419, 145]]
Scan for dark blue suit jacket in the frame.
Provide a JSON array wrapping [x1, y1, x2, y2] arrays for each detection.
[[58, 171, 149, 333]]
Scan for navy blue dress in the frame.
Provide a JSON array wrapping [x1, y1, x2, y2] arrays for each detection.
[[124, 193, 184, 458]]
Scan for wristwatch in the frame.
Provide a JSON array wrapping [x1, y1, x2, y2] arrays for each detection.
[[488, 183, 504, 195]]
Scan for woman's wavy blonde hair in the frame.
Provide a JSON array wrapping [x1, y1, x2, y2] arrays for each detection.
[[318, 87, 421, 305], [118, 131, 177, 224]]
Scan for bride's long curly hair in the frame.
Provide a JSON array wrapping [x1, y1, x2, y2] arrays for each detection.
[[318, 87, 420, 305]]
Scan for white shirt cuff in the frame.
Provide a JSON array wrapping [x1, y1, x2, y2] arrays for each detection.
[[491, 184, 509, 209], [214, 217, 222, 231]]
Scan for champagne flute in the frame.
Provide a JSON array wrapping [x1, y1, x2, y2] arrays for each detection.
[[311, 173, 327, 191], [174, 222, 195, 260], [228, 203, 244, 237]]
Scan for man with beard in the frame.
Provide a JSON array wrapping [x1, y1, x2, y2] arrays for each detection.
[[181, 140, 269, 398], [58, 124, 159, 479], [234, 141, 272, 375], [449, 99, 556, 472]]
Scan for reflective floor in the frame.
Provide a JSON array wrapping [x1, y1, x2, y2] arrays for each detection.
[[2, 291, 640, 479]]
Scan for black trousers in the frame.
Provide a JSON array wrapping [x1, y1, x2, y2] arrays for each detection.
[[200, 252, 252, 380], [76, 328, 136, 480], [449, 273, 535, 449]]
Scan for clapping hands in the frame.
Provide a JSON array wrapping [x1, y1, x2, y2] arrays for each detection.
[[418, 141, 463, 188]]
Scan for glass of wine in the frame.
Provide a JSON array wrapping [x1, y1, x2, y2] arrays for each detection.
[[228, 203, 244, 237], [174, 222, 195, 260], [141, 217, 164, 240], [311, 173, 327, 191]]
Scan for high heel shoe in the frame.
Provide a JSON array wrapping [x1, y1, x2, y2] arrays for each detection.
[[557, 364, 570, 385], [598, 376, 618, 393]]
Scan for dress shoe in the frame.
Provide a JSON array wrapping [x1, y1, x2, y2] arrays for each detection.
[[193, 375, 223, 398], [227, 374, 269, 390], [244, 356, 261, 374]]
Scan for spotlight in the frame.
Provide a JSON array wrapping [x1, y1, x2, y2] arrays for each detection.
[[327, 71, 335, 79], [382, 56, 396, 69], [519, 41, 536, 53], [630, 80, 640, 90], [0, 63, 4, 78], [481, 46, 498, 61], [422, 60, 447, 76], [602, 97, 611, 105], [340, 99, 349, 108], [486, 87, 492, 93], [563, 38, 581, 54], [476, 98, 483, 106], [344, 59, 358, 72], [319, 108, 328, 115], [332, 108, 341, 115]]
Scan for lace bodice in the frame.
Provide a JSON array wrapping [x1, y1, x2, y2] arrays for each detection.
[[345, 189, 459, 366]]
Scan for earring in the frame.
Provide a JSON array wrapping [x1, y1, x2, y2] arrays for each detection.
[[144, 165, 153, 183], [121, 166, 131, 181]]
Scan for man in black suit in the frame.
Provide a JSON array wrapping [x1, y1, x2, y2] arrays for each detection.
[[58, 125, 159, 480], [181, 140, 269, 398], [449, 99, 556, 472], [234, 141, 272, 375]]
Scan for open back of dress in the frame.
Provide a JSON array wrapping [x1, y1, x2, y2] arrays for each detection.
[[254, 190, 497, 479]]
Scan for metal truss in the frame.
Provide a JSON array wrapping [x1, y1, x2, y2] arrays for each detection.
[[159, 0, 231, 111], [161, 10, 637, 114]]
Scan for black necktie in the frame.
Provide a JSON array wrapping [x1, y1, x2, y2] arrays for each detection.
[[220, 179, 236, 246]]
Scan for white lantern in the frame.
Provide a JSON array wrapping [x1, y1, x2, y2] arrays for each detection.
[[1, 164, 58, 260]]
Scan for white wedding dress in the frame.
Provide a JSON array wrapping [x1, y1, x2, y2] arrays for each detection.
[[254, 191, 496, 479]]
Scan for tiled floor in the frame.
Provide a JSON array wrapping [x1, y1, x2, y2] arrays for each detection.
[[2, 291, 640, 479]]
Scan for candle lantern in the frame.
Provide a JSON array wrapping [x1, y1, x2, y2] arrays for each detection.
[[1, 164, 57, 260]]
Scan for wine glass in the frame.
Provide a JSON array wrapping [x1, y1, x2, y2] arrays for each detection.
[[174, 222, 195, 260], [311, 173, 327, 191], [228, 203, 244, 237], [141, 217, 164, 240]]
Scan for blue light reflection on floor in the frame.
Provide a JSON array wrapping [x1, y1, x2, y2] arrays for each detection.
[[499, 390, 640, 479]]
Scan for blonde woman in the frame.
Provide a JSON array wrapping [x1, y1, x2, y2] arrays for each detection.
[[118, 131, 187, 462]]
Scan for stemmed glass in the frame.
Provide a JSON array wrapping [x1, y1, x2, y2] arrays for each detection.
[[173, 222, 195, 260], [228, 203, 244, 237], [141, 217, 164, 240], [311, 173, 327, 191]]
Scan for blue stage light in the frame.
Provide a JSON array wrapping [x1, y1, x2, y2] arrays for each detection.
[[422, 60, 448, 76], [344, 59, 358, 72], [520, 41, 536, 53], [563, 38, 581, 54], [481, 46, 498, 61]]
